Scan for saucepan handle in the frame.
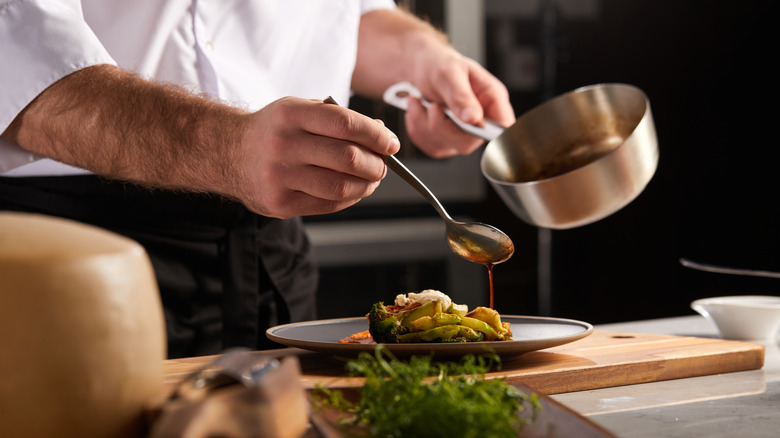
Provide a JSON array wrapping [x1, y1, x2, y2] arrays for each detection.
[[382, 81, 505, 141]]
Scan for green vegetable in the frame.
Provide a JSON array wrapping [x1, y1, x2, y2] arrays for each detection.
[[459, 316, 500, 341], [398, 324, 483, 343], [397, 324, 460, 342], [313, 347, 540, 438], [367, 302, 409, 343], [410, 315, 437, 331], [410, 313, 462, 332], [433, 312, 462, 326], [399, 301, 437, 329]]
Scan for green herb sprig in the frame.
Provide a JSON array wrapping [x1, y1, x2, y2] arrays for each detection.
[[313, 347, 540, 438]]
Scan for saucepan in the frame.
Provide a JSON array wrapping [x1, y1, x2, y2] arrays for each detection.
[[383, 82, 658, 229]]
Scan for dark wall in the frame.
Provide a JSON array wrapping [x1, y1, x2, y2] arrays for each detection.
[[483, 0, 779, 323]]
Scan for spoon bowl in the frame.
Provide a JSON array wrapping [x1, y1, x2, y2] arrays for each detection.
[[446, 221, 514, 265]]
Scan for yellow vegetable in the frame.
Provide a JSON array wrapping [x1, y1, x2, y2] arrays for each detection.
[[460, 316, 501, 341], [468, 306, 504, 333], [411, 316, 436, 331]]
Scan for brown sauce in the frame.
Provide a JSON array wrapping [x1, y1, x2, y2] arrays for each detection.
[[487, 263, 494, 309], [512, 134, 624, 182]]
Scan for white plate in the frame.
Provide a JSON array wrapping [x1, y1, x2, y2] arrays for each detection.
[[267, 315, 593, 359]]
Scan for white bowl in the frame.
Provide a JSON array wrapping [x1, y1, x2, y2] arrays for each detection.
[[691, 295, 780, 341]]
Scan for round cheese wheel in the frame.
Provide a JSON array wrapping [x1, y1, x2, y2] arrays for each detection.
[[0, 212, 166, 438]]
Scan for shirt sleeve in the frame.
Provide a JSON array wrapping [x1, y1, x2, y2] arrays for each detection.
[[360, 0, 396, 14], [0, 0, 116, 173]]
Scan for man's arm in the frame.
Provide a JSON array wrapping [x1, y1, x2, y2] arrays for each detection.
[[3, 65, 244, 194], [1, 64, 400, 218], [351, 8, 448, 100]]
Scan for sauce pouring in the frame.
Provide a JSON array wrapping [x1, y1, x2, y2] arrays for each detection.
[[384, 154, 513, 309], [323, 96, 513, 308]]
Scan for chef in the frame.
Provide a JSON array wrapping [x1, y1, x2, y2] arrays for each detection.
[[0, 0, 515, 358]]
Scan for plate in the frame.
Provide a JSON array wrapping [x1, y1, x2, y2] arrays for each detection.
[[267, 315, 593, 359]]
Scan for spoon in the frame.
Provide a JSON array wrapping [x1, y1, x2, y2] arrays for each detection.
[[680, 258, 780, 279], [385, 155, 514, 265], [323, 96, 514, 265]]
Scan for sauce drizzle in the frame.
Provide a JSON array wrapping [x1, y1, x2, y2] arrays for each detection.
[[487, 263, 494, 309]]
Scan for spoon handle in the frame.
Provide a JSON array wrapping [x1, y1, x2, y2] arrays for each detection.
[[680, 258, 780, 279], [386, 155, 453, 221], [382, 82, 505, 141]]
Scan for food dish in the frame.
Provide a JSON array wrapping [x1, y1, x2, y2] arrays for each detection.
[[267, 315, 593, 359], [365, 290, 513, 344]]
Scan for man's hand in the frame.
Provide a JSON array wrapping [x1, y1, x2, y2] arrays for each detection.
[[404, 55, 514, 158], [233, 97, 399, 218], [353, 8, 515, 158]]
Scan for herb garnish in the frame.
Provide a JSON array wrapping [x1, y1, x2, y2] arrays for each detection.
[[313, 347, 540, 438]]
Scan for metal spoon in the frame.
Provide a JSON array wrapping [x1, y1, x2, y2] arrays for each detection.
[[680, 258, 780, 279], [323, 96, 514, 265], [386, 155, 514, 265]]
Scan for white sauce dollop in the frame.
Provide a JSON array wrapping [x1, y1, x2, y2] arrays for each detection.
[[394, 289, 468, 313]]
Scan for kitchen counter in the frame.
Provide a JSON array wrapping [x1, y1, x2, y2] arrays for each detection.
[[551, 315, 780, 438]]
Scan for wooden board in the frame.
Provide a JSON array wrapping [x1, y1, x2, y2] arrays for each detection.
[[163, 329, 765, 395], [496, 329, 764, 394]]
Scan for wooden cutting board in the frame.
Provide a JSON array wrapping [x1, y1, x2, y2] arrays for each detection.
[[162, 329, 765, 395]]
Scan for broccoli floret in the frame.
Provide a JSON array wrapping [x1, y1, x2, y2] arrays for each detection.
[[368, 302, 409, 343]]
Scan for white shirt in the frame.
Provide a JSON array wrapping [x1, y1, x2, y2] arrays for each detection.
[[0, 0, 395, 176]]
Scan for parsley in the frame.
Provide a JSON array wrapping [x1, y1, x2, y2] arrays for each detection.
[[313, 347, 540, 438]]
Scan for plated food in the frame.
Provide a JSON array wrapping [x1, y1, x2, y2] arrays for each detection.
[[340, 290, 513, 344]]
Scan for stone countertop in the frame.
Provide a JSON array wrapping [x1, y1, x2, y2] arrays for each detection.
[[551, 315, 780, 438]]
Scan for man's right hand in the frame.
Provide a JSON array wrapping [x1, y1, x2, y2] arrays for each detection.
[[231, 97, 400, 218]]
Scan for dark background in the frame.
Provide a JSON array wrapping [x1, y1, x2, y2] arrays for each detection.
[[313, 0, 779, 325], [485, 0, 779, 323]]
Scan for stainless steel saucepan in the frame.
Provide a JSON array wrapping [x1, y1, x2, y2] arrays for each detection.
[[383, 82, 658, 229]]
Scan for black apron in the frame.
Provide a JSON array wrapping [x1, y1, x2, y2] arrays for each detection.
[[0, 175, 318, 359]]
